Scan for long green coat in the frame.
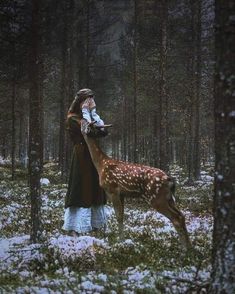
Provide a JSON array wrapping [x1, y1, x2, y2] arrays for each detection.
[[65, 114, 106, 208]]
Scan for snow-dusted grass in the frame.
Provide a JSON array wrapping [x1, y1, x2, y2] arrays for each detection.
[[0, 164, 213, 293]]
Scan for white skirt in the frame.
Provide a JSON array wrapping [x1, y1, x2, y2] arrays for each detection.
[[62, 205, 106, 233]]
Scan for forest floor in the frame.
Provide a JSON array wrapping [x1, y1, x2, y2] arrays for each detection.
[[0, 162, 213, 293]]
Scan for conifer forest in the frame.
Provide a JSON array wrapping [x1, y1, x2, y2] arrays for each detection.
[[0, 0, 234, 293]]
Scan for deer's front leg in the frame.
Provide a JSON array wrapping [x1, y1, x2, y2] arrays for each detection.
[[107, 191, 124, 239]]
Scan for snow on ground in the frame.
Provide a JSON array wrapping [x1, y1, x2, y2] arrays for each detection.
[[0, 165, 213, 293], [49, 234, 108, 261], [0, 202, 25, 229], [0, 235, 43, 273], [0, 156, 11, 165], [0, 205, 213, 260], [0, 207, 212, 280]]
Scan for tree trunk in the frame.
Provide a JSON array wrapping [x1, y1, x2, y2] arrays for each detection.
[[59, 36, 67, 179], [211, 0, 235, 292], [159, 0, 169, 172], [188, 0, 202, 182], [59, 0, 69, 180], [127, 90, 132, 162], [193, 0, 202, 179], [10, 2, 17, 180], [133, 0, 138, 163], [153, 104, 160, 167], [122, 94, 127, 161], [11, 71, 16, 180], [59, 0, 75, 180], [86, 0, 90, 87], [28, 0, 43, 243], [19, 109, 26, 167], [187, 103, 194, 183]]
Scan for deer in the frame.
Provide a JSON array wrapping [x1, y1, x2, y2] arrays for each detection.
[[81, 120, 191, 249]]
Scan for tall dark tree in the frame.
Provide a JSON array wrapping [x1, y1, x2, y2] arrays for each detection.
[[193, 0, 202, 180], [85, 0, 90, 86], [187, 0, 202, 182], [11, 44, 16, 180], [132, 0, 138, 163], [28, 0, 43, 243], [59, 0, 69, 179], [159, 0, 169, 172], [211, 0, 235, 292], [59, 0, 75, 179]]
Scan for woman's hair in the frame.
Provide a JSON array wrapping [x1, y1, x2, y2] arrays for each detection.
[[68, 96, 81, 114], [68, 88, 94, 114]]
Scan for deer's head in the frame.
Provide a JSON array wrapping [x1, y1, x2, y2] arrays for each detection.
[[81, 120, 110, 138]]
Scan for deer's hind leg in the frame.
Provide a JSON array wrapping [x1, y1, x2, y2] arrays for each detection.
[[152, 187, 191, 249]]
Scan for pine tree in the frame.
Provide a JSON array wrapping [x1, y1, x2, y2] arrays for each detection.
[[211, 0, 235, 291], [28, 0, 43, 243]]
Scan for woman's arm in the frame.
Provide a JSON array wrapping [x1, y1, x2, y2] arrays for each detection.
[[82, 108, 92, 123], [81, 97, 104, 125], [91, 108, 104, 126], [81, 98, 92, 123], [89, 98, 104, 126]]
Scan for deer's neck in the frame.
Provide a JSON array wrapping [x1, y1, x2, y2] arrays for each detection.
[[83, 136, 107, 174]]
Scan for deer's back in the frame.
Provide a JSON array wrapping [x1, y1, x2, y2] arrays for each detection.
[[100, 159, 170, 197]]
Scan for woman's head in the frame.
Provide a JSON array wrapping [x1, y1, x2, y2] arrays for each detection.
[[76, 88, 94, 99], [68, 88, 94, 114]]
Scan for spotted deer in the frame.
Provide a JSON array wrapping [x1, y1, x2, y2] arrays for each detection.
[[81, 120, 191, 249]]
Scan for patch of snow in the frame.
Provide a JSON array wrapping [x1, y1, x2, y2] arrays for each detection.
[[1, 202, 26, 229], [14, 287, 53, 294], [80, 280, 105, 292], [228, 110, 235, 117], [0, 156, 11, 165], [40, 178, 50, 185], [48, 234, 108, 261], [97, 273, 108, 282], [0, 235, 36, 271], [123, 267, 156, 290], [185, 211, 213, 234], [120, 239, 135, 246], [0, 235, 29, 260], [200, 174, 214, 182], [216, 174, 223, 181], [200, 171, 207, 175], [19, 270, 31, 278], [105, 205, 114, 216]]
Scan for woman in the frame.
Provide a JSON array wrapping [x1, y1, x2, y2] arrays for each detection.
[[62, 88, 106, 236]]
